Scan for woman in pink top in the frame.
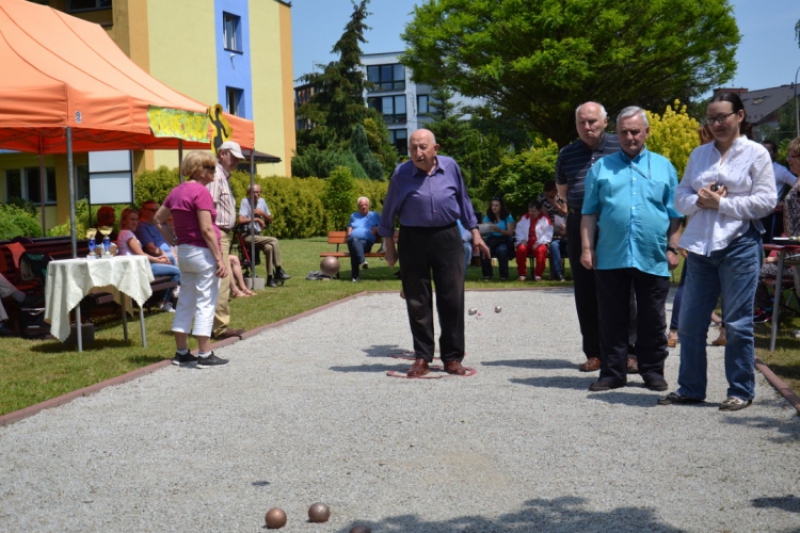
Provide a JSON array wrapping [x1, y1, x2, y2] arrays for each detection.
[[153, 151, 229, 368]]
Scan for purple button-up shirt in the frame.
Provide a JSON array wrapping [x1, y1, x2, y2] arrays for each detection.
[[378, 156, 478, 238]]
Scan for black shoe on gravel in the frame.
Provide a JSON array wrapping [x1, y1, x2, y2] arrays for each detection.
[[172, 352, 198, 368], [197, 352, 229, 368]]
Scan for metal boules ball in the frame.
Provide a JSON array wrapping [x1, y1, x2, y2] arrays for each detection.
[[468, 307, 478, 315], [350, 526, 372, 533], [320, 256, 340, 277], [495, 306, 502, 313], [265, 508, 287, 529], [308, 502, 330, 523]]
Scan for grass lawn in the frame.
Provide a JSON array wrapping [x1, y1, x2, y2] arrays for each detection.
[[1, 237, 798, 416]]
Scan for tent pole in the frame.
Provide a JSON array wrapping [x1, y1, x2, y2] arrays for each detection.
[[249, 150, 256, 284], [38, 139, 46, 235], [66, 127, 82, 352], [178, 140, 184, 183]]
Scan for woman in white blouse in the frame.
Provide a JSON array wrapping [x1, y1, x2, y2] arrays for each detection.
[[659, 92, 775, 411]]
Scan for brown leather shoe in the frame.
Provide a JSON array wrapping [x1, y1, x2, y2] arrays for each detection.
[[579, 357, 601, 372], [213, 327, 245, 340], [626, 357, 639, 374], [407, 358, 430, 378], [443, 360, 468, 375]]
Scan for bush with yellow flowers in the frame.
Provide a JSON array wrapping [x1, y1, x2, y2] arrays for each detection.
[[645, 100, 701, 179]]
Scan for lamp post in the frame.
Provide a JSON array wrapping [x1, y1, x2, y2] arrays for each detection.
[[795, 65, 800, 137]]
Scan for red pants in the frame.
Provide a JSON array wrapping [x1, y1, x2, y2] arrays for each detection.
[[516, 242, 548, 278]]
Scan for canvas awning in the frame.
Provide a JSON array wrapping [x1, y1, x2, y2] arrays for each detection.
[[0, 0, 254, 152]]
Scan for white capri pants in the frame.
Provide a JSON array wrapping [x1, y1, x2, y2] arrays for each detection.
[[172, 244, 219, 337]]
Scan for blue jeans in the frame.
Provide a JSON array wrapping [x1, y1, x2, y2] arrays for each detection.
[[549, 239, 567, 279], [677, 227, 761, 401], [151, 262, 181, 302], [462, 242, 472, 278], [346, 237, 373, 279]]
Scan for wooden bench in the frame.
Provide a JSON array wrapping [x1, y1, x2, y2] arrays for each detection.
[[319, 231, 385, 260]]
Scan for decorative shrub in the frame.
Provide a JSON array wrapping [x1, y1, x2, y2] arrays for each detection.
[[0, 204, 43, 240]]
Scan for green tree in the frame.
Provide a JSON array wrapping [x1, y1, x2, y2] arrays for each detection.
[[645, 100, 700, 179], [401, 0, 739, 147], [350, 124, 384, 181], [296, 0, 371, 146], [323, 166, 358, 230]]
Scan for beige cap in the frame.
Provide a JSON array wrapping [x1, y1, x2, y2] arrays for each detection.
[[218, 140, 244, 159]]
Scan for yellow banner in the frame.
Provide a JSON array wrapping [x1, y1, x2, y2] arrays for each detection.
[[147, 107, 209, 142]]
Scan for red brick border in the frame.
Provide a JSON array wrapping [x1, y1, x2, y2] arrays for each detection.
[[755, 358, 800, 415]]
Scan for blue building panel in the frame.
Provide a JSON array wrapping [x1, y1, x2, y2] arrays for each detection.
[[214, 0, 253, 120]]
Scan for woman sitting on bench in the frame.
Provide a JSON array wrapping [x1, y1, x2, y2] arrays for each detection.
[[117, 207, 181, 313]]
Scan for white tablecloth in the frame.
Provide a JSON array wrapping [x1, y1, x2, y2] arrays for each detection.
[[45, 256, 154, 342]]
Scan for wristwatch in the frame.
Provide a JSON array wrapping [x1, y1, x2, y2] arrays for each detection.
[[667, 246, 679, 255]]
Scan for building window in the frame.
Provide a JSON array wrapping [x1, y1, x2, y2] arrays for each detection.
[[367, 64, 405, 91], [223, 13, 242, 52], [67, 0, 111, 12], [389, 129, 408, 156], [76, 165, 90, 201], [368, 95, 407, 125], [417, 94, 439, 116], [5, 167, 57, 205], [226, 87, 244, 116]]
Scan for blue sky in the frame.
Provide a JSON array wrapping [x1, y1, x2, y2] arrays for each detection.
[[291, 0, 800, 95]]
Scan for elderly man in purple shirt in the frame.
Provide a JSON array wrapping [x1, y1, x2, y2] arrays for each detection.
[[380, 129, 489, 377]]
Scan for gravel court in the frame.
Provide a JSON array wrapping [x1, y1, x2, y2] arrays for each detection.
[[1, 289, 799, 533]]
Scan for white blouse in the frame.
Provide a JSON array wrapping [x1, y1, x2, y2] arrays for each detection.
[[676, 136, 776, 256]]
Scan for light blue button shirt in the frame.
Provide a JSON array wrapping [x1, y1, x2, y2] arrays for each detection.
[[582, 147, 682, 277]]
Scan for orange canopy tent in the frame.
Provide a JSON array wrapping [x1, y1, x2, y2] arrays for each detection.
[[0, 0, 254, 153]]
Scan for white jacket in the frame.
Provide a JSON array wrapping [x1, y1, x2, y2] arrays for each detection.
[[515, 213, 553, 246]]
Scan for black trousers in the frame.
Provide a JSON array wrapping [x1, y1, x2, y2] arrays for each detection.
[[595, 268, 670, 383], [398, 224, 465, 363], [566, 210, 601, 359]]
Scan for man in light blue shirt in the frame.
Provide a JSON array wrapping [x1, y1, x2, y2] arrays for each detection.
[[580, 106, 683, 392], [346, 197, 381, 281]]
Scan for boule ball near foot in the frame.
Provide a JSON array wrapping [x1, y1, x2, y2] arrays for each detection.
[[265, 508, 287, 529], [308, 502, 330, 523]]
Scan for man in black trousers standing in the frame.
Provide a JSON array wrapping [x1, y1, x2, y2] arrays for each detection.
[[380, 129, 489, 378]]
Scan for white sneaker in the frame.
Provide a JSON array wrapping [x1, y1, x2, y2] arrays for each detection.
[[172, 286, 180, 298], [534, 276, 542, 281], [361, 260, 369, 270], [159, 302, 176, 313]]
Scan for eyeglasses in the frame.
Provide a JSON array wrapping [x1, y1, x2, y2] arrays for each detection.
[[788, 154, 799, 161], [203, 164, 216, 171], [253, 190, 262, 195], [704, 112, 736, 126]]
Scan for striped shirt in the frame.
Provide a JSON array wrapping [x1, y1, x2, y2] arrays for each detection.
[[555, 133, 620, 210], [206, 164, 237, 230]]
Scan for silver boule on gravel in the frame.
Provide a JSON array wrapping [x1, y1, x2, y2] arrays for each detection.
[[308, 502, 330, 523], [265, 507, 287, 529], [495, 305, 502, 313], [468, 307, 478, 315]]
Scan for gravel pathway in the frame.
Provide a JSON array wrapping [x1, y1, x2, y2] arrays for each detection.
[[1, 289, 799, 533]]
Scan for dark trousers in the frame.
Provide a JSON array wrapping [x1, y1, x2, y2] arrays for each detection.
[[566, 210, 601, 359], [346, 237, 372, 279], [595, 268, 670, 383], [398, 224, 465, 363]]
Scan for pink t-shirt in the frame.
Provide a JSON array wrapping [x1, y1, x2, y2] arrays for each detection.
[[163, 181, 221, 249]]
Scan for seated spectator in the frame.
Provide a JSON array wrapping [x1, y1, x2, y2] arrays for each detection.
[[481, 196, 515, 281], [135, 200, 176, 265], [514, 200, 553, 281], [456, 219, 473, 278], [538, 180, 568, 281], [117, 207, 181, 312], [229, 255, 256, 298], [753, 137, 800, 322], [237, 184, 290, 288], [94, 205, 118, 241], [0, 273, 42, 337], [346, 196, 381, 282]]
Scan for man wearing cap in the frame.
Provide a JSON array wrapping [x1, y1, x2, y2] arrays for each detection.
[[207, 141, 245, 340]]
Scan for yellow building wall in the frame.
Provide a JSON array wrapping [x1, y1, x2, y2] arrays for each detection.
[[145, 0, 218, 171], [250, 0, 295, 177]]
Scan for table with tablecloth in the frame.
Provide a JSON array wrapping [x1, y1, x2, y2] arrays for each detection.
[[44, 255, 154, 344]]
